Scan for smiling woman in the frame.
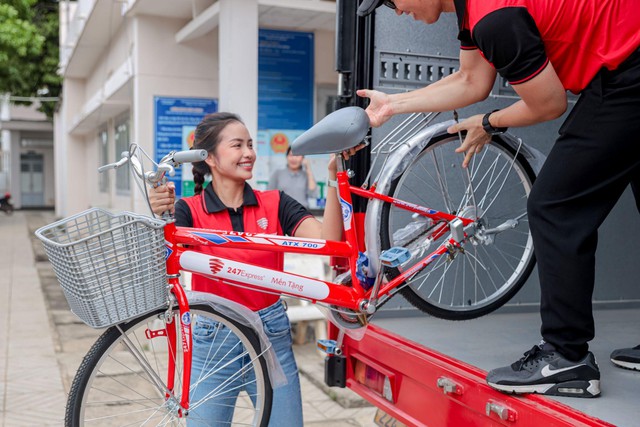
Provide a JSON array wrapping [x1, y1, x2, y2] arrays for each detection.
[[148, 111, 348, 426]]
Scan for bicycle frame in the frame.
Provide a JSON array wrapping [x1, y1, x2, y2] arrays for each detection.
[[162, 166, 475, 413], [169, 169, 474, 308]]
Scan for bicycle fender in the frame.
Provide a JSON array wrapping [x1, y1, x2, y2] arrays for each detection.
[[364, 120, 546, 273], [185, 290, 288, 388]]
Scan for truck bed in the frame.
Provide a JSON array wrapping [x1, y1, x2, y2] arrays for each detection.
[[372, 307, 640, 426]]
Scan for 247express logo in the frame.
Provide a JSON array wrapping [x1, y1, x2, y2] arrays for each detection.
[[209, 257, 266, 282]]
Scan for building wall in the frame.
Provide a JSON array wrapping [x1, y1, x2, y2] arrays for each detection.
[[0, 101, 54, 209], [57, 2, 338, 217]]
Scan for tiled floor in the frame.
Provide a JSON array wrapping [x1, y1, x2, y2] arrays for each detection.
[[0, 212, 66, 426]]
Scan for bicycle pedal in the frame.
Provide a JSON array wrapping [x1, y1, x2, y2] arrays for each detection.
[[379, 247, 412, 268], [317, 339, 339, 355]]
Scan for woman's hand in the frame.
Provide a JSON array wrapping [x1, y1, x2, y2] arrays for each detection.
[[448, 114, 491, 168], [341, 142, 367, 161], [356, 89, 394, 127], [149, 182, 176, 215]]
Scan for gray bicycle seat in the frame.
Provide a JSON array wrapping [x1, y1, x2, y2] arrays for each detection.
[[291, 107, 370, 156]]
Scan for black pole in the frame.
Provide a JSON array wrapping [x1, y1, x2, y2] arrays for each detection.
[[335, 0, 376, 213]]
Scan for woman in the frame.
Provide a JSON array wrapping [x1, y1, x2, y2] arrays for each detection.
[[268, 146, 317, 208], [150, 112, 358, 425]]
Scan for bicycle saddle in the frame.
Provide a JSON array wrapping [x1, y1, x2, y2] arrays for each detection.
[[291, 106, 370, 156]]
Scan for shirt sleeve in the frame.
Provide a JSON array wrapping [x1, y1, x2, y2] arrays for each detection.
[[472, 7, 549, 85], [175, 199, 193, 227], [278, 191, 313, 236], [458, 29, 477, 50]]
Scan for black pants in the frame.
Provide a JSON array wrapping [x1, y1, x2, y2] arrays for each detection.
[[528, 48, 640, 361]]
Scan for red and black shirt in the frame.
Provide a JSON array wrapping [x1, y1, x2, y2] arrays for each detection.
[[454, 0, 640, 94], [176, 183, 313, 310]]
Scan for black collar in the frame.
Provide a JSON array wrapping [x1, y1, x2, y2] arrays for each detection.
[[454, 0, 467, 31], [202, 182, 258, 213]]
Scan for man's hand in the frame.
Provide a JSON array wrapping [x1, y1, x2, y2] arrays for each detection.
[[149, 182, 176, 215], [448, 114, 491, 168], [356, 89, 394, 127]]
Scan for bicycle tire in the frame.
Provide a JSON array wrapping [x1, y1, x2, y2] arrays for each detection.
[[65, 303, 273, 426], [379, 134, 537, 320]]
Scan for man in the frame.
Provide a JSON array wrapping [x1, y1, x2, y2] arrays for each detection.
[[357, 0, 640, 398]]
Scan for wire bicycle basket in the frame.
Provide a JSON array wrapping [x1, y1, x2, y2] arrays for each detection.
[[35, 208, 169, 328]]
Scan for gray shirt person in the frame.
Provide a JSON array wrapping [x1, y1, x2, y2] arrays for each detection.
[[269, 147, 317, 208]]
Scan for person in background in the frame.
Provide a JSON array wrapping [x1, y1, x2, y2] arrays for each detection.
[[269, 146, 317, 208], [356, 0, 640, 398], [150, 112, 360, 425]]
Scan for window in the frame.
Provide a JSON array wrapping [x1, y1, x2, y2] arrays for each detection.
[[98, 128, 109, 193], [114, 113, 130, 192]]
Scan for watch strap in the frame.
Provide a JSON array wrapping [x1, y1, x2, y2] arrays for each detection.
[[482, 110, 508, 134]]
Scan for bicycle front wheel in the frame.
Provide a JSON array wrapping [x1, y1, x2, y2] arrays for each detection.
[[379, 134, 536, 320], [66, 304, 273, 426]]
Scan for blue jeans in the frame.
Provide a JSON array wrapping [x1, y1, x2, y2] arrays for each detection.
[[188, 301, 303, 426]]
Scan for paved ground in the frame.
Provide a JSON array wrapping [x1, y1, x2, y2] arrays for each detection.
[[0, 210, 378, 426]]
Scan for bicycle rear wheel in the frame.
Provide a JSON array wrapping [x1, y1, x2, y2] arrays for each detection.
[[379, 135, 536, 320], [65, 304, 273, 426]]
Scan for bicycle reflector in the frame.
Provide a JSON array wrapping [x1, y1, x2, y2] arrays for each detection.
[[354, 359, 395, 403]]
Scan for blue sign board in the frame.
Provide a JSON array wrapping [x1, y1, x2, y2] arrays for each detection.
[[258, 29, 314, 130], [154, 96, 218, 197]]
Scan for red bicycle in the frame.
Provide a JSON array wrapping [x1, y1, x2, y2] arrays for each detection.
[[36, 106, 538, 426]]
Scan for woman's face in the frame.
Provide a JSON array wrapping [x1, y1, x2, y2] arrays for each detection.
[[206, 121, 256, 182], [286, 152, 304, 171]]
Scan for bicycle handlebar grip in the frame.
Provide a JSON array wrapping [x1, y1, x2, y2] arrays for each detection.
[[173, 149, 208, 164]]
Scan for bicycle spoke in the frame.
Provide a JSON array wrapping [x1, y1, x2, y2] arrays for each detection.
[[382, 136, 535, 318], [70, 307, 272, 426]]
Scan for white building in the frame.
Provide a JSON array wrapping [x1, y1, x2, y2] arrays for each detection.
[[0, 97, 55, 209], [57, 0, 338, 217]]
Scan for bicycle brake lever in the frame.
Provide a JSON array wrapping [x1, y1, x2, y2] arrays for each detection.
[[98, 155, 129, 173]]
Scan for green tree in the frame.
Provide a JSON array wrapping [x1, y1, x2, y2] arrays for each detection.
[[0, 0, 61, 118]]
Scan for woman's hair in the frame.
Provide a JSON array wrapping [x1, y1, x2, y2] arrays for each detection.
[[191, 112, 243, 195]]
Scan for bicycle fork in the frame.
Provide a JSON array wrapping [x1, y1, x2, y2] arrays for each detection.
[[142, 278, 193, 417]]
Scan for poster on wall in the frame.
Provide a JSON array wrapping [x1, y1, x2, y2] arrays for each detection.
[[257, 29, 328, 209], [154, 96, 218, 198]]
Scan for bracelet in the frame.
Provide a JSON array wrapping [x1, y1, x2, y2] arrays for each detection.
[[327, 179, 337, 188]]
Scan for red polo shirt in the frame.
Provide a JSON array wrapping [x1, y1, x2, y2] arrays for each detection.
[[455, 0, 640, 93]]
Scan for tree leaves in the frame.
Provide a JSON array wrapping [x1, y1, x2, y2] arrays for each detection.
[[0, 0, 60, 118]]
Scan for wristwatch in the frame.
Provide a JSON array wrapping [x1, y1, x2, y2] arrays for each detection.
[[482, 110, 508, 135]]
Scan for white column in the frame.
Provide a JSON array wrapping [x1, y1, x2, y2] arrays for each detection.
[[218, 0, 258, 138], [56, 78, 86, 217]]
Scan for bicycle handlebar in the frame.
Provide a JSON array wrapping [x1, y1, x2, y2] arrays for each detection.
[[173, 149, 208, 164], [99, 147, 208, 185]]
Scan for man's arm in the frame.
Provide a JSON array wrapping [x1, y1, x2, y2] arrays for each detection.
[[357, 49, 497, 127], [484, 63, 567, 129], [449, 63, 567, 167]]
